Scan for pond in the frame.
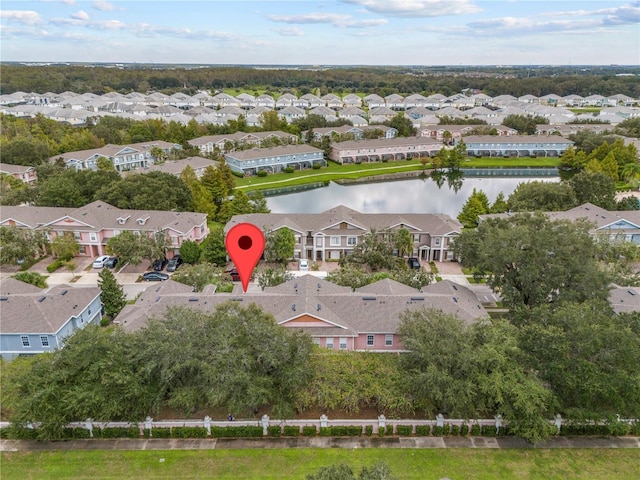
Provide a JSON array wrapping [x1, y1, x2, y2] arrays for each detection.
[[265, 175, 561, 217]]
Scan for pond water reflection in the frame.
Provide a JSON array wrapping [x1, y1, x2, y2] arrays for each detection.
[[266, 176, 561, 217]]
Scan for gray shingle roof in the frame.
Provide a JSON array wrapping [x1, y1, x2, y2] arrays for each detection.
[[0, 282, 100, 334], [118, 275, 487, 334]]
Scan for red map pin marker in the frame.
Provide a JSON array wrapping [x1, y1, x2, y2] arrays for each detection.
[[225, 223, 265, 292]]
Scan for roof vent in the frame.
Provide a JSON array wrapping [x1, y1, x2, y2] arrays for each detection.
[[155, 297, 161, 303], [317, 304, 321, 311], [452, 297, 458, 303], [292, 304, 296, 311], [362, 296, 376, 301], [628, 290, 637, 296], [0, 296, 8, 301], [61, 289, 68, 295], [410, 297, 425, 301], [189, 298, 199, 302], [38, 296, 46, 302], [231, 297, 243, 302]]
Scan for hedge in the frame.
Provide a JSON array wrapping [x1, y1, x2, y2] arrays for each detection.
[[320, 426, 362, 437], [100, 427, 139, 439], [302, 426, 317, 436], [283, 426, 300, 437], [171, 427, 208, 438], [211, 426, 263, 438], [267, 426, 282, 437], [46, 259, 65, 273], [365, 425, 373, 436], [143, 427, 171, 438], [415, 425, 431, 436], [62, 427, 91, 439], [396, 425, 413, 436]]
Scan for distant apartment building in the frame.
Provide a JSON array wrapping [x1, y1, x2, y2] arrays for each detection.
[[463, 135, 574, 157], [224, 144, 325, 176], [329, 137, 443, 164], [187, 130, 298, 155], [0, 163, 38, 185]]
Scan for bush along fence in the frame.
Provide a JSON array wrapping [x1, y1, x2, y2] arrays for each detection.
[[1, 414, 639, 441]]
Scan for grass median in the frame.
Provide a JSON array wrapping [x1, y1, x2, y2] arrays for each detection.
[[234, 158, 561, 193], [2, 448, 638, 479]]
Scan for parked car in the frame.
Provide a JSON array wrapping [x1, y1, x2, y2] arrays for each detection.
[[166, 255, 183, 272], [93, 255, 110, 268], [153, 258, 168, 271], [408, 257, 420, 269], [105, 257, 118, 268], [142, 271, 169, 281], [224, 268, 241, 281], [299, 259, 309, 271]]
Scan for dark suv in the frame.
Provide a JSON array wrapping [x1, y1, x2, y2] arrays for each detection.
[[166, 255, 183, 272], [408, 257, 420, 269], [105, 256, 118, 268], [153, 258, 167, 271]]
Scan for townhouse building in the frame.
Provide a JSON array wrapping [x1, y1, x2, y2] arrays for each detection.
[[463, 135, 574, 157], [226, 205, 462, 262], [329, 137, 443, 164], [0, 200, 209, 259], [51, 140, 181, 172], [188, 130, 298, 155], [0, 278, 102, 360], [117, 275, 487, 352], [0, 163, 38, 185], [224, 144, 325, 176]]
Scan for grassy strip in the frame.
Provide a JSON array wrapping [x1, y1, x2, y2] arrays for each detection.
[[2, 449, 638, 479], [235, 158, 561, 193]]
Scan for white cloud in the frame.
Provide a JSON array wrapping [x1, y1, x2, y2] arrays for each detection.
[[268, 12, 387, 28], [273, 27, 305, 36], [70, 10, 90, 21], [0, 10, 43, 26], [342, 0, 482, 17], [268, 12, 352, 25], [543, 2, 640, 23], [92, 1, 116, 12]]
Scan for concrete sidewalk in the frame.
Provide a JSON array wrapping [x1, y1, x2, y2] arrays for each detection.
[[2, 436, 639, 452]]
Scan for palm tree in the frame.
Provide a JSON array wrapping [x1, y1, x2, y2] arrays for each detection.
[[621, 161, 640, 186]]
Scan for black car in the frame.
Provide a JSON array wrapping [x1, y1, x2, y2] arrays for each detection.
[[142, 271, 169, 281], [105, 257, 118, 268], [153, 258, 167, 271], [166, 255, 183, 272], [408, 257, 420, 269]]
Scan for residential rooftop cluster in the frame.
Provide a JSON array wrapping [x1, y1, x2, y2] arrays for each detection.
[[1, 90, 638, 128]]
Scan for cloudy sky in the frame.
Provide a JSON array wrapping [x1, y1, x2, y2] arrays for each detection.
[[1, 1, 638, 65]]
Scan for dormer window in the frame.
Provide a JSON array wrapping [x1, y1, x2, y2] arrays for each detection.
[[137, 216, 150, 225], [117, 215, 130, 225]]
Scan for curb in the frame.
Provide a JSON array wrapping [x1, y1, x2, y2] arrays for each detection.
[[2, 436, 639, 452]]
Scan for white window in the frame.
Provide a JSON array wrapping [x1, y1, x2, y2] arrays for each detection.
[[339, 338, 347, 350], [40, 336, 49, 347], [347, 237, 357, 247], [326, 338, 334, 349], [414, 234, 420, 242], [330, 236, 341, 246], [316, 237, 323, 247], [385, 334, 393, 346], [312, 338, 321, 346], [21, 336, 30, 347], [366, 335, 374, 346], [89, 233, 97, 242], [435, 238, 441, 246], [73, 232, 81, 240]]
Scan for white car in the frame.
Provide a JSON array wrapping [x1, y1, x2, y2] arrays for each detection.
[[92, 255, 110, 268], [299, 259, 309, 271]]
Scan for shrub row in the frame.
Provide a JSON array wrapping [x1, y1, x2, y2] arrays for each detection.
[[4, 420, 638, 440], [46, 259, 65, 273]]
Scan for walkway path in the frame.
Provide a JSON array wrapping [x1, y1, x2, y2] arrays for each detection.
[[2, 436, 639, 452]]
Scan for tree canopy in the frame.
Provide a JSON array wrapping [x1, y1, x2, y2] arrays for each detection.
[[453, 213, 610, 309]]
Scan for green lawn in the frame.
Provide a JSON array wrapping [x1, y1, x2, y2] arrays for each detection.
[[235, 157, 561, 193], [2, 449, 638, 479]]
